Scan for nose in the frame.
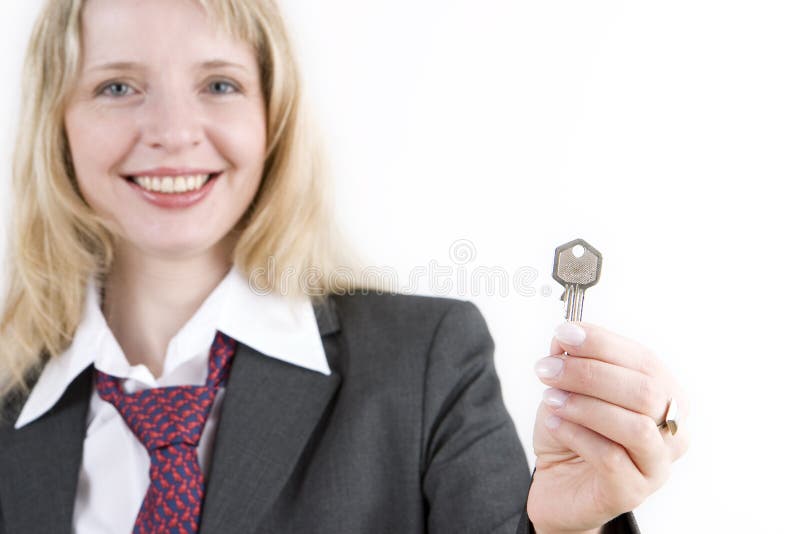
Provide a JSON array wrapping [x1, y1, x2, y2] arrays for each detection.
[[138, 86, 204, 152]]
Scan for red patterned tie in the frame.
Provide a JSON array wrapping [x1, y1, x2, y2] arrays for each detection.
[[94, 330, 237, 534]]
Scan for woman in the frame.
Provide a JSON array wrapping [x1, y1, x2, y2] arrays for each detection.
[[0, 0, 690, 533]]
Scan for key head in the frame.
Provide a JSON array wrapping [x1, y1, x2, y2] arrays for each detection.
[[552, 238, 602, 289]]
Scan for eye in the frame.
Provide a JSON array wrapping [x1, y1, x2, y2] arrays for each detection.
[[207, 79, 240, 95], [99, 81, 133, 98]]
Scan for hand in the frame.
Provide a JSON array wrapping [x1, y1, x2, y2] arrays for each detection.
[[526, 322, 691, 533]]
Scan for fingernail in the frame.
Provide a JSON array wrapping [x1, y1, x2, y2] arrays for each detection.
[[543, 388, 569, 408], [554, 322, 586, 346], [535, 357, 564, 379], [545, 415, 562, 429]]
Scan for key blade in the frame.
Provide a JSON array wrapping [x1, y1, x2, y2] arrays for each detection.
[[563, 284, 585, 322]]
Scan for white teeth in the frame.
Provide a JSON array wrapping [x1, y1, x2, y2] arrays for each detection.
[[132, 174, 212, 193]]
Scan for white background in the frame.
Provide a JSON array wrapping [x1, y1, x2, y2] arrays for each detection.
[[2, 1, 798, 532]]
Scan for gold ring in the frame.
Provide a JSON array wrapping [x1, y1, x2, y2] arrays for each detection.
[[657, 397, 679, 436]]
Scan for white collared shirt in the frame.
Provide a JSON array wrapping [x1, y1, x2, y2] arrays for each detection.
[[14, 266, 331, 534]]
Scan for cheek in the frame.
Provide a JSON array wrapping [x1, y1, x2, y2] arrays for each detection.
[[207, 119, 267, 198], [63, 113, 135, 224], [65, 110, 135, 184], [208, 105, 267, 165]]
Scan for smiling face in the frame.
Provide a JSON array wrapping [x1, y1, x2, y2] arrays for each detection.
[[64, 0, 267, 259]]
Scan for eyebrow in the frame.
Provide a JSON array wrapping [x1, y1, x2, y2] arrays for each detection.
[[87, 59, 250, 73]]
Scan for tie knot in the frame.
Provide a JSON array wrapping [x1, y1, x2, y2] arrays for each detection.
[[94, 330, 237, 452]]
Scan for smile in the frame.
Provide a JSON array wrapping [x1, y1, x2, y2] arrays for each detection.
[[124, 172, 222, 193]]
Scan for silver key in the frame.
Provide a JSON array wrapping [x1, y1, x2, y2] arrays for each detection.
[[552, 238, 602, 322]]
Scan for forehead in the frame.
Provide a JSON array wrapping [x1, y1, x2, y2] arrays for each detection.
[[80, 0, 255, 69]]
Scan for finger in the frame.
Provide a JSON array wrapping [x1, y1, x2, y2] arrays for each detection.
[[541, 411, 647, 511], [549, 322, 666, 378], [543, 388, 671, 482], [536, 354, 668, 421]]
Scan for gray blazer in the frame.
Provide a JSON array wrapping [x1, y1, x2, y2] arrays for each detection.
[[0, 291, 638, 533]]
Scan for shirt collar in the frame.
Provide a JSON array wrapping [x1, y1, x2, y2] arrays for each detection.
[[14, 265, 330, 429]]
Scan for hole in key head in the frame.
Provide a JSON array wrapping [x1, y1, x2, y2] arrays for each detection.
[[572, 244, 585, 258]]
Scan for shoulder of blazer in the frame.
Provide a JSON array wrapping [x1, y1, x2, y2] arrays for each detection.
[[330, 289, 470, 323], [325, 290, 480, 351]]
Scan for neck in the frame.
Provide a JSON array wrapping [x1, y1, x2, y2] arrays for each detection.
[[101, 237, 236, 380]]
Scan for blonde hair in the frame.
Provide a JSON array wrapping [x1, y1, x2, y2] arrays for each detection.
[[0, 0, 386, 415]]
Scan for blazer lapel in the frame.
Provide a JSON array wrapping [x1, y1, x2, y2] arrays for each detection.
[[198, 295, 343, 533], [0, 365, 91, 534]]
